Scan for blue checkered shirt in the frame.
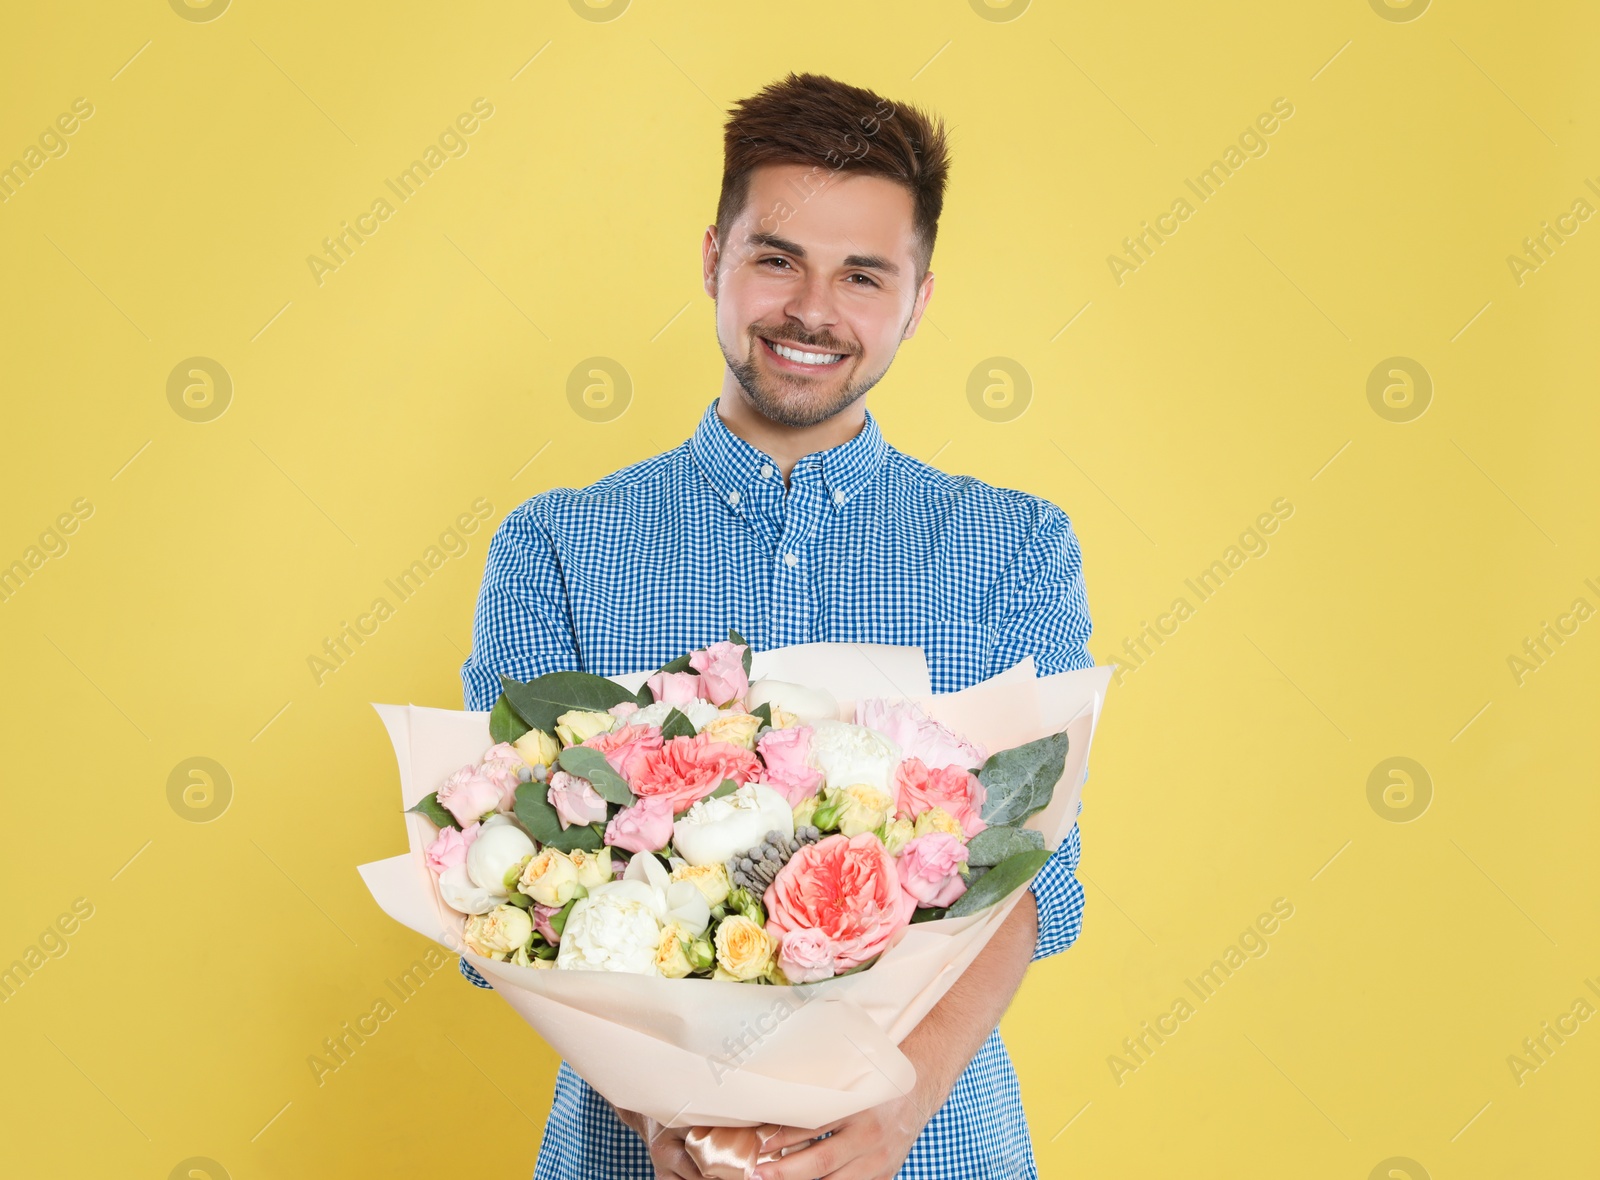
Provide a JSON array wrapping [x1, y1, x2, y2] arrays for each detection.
[[459, 398, 1093, 1178]]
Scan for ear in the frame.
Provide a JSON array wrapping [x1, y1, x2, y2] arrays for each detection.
[[702, 226, 722, 298], [902, 270, 936, 341]]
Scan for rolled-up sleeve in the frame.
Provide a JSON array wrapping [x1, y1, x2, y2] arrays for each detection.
[[989, 498, 1094, 963]]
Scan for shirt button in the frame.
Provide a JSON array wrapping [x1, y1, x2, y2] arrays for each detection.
[[728, 490, 740, 507], [760, 464, 773, 479], [783, 553, 799, 567], [833, 490, 846, 506]]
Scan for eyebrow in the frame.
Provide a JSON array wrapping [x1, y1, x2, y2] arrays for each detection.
[[745, 232, 902, 278]]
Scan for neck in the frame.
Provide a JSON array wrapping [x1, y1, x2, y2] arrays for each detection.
[[716, 381, 867, 487]]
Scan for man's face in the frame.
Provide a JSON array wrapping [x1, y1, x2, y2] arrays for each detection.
[[704, 162, 935, 428]]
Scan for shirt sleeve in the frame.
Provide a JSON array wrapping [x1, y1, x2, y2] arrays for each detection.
[[989, 499, 1095, 963], [460, 497, 584, 712], [458, 497, 583, 986]]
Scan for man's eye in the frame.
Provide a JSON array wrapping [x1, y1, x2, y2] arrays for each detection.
[[847, 274, 878, 287], [761, 257, 792, 270]]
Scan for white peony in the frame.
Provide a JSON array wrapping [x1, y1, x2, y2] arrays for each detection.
[[436, 862, 501, 914], [622, 698, 724, 733], [745, 678, 839, 722], [672, 783, 793, 867], [556, 850, 711, 973], [805, 719, 903, 793], [465, 824, 536, 895]]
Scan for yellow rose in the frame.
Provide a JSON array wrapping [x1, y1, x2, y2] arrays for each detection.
[[879, 816, 914, 855], [512, 727, 560, 770], [655, 922, 694, 978], [671, 862, 731, 908], [769, 705, 799, 730], [518, 848, 580, 906], [554, 709, 616, 747], [701, 712, 762, 751], [913, 807, 965, 842], [714, 915, 776, 981], [464, 904, 534, 959], [837, 783, 894, 838], [568, 847, 614, 890]]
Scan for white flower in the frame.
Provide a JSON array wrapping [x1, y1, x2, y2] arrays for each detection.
[[805, 719, 902, 794], [436, 862, 501, 914], [556, 886, 665, 974], [745, 678, 839, 722], [465, 824, 536, 895], [622, 698, 724, 732], [672, 783, 793, 867]]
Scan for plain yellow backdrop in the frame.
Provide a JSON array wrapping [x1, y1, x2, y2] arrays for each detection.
[[1, 1, 1595, 1177]]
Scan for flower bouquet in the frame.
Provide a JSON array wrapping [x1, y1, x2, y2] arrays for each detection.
[[359, 636, 1111, 1162]]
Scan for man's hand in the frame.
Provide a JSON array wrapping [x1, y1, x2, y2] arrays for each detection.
[[747, 1086, 932, 1180], [612, 1105, 711, 1180]]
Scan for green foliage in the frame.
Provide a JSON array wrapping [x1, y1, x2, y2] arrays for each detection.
[[945, 848, 1053, 918], [513, 781, 606, 851], [489, 695, 531, 744], [978, 731, 1071, 826], [965, 824, 1047, 867], [499, 671, 634, 735], [406, 792, 458, 830], [556, 746, 634, 805]]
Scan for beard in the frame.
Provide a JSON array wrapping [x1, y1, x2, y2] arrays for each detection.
[[718, 322, 892, 429]]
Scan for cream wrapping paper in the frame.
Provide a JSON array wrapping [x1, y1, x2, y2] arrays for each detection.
[[358, 643, 1112, 1130]]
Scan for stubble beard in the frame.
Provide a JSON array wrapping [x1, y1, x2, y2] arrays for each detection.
[[719, 321, 891, 429]]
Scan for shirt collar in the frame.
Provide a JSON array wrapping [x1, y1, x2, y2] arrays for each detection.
[[688, 397, 889, 515]]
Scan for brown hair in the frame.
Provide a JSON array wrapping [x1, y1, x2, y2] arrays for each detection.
[[716, 72, 951, 283]]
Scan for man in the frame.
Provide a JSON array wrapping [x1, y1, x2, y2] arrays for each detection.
[[459, 72, 1092, 1180]]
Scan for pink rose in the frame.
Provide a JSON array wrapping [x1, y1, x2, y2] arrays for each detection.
[[424, 821, 480, 875], [583, 724, 664, 785], [631, 733, 762, 815], [777, 928, 838, 984], [604, 796, 675, 853], [689, 640, 749, 707], [532, 901, 563, 944], [897, 833, 969, 908], [547, 770, 609, 830], [756, 725, 825, 806], [436, 766, 502, 827], [764, 833, 914, 972], [855, 699, 986, 773], [479, 742, 525, 811], [647, 671, 705, 707], [893, 757, 988, 838]]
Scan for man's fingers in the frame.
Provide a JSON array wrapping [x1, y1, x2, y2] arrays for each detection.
[[752, 1132, 846, 1180], [759, 1118, 838, 1153]]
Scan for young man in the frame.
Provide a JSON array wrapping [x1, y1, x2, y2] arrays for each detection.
[[459, 72, 1093, 1180]]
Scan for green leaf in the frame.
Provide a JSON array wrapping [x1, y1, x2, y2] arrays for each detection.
[[489, 695, 531, 744], [557, 746, 634, 806], [750, 701, 772, 729], [407, 792, 459, 830], [499, 671, 634, 736], [978, 731, 1071, 826], [633, 680, 655, 708], [659, 706, 696, 740], [910, 906, 945, 924], [944, 849, 1052, 918], [550, 896, 579, 938], [729, 627, 753, 675], [504, 892, 533, 910], [655, 652, 694, 676], [513, 782, 606, 851], [965, 824, 1047, 867], [708, 778, 739, 800]]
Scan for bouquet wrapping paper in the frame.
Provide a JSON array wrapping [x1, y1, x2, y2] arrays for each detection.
[[358, 643, 1112, 1130]]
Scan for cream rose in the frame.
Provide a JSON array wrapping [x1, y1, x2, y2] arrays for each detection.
[[670, 861, 731, 908], [568, 847, 615, 890], [835, 783, 893, 837], [518, 847, 580, 907], [655, 921, 694, 978], [554, 709, 617, 747], [700, 712, 763, 751], [463, 903, 534, 959], [512, 727, 561, 770], [714, 915, 776, 981]]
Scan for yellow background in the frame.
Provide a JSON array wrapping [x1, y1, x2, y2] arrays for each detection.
[[2, 0, 1595, 1176]]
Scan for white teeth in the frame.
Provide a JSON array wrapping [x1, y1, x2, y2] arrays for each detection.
[[770, 340, 842, 365]]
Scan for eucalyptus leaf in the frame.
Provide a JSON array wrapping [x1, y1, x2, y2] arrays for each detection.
[[513, 782, 606, 851], [557, 746, 634, 806], [978, 730, 1071, 826], [910, 906, 945, 924], [489, 695, 531, 744], [633, 680, 655, 708], [659, 706, 696, 741], [655, 652, 694, 676], [944, 848, 1052, 918], [406, 792, 458, 830], [965, 824, 1047, 867], [499, 671, 634, 736]]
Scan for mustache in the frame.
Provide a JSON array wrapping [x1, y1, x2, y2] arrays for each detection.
[[756, 330, 854, 355]]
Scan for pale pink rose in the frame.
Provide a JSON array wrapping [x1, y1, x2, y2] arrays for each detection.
[[764, 833, 914, 971], [604, 796, 674, 853], [436, 766, 502, 827], [689, 640, 749, 707], [532, 901, 563, 944], [647, 671, 706, 707], [424, 821, 480, 876], [756, 725, 825, 806], [609, 701, 640, 720], [547, 770, 608, 830], [583, 724, 664, 785], [631, 734, 762, 814], [480, 742, 526, 811], [893, 757, 988, 838], [777, 928, 838, 984], [855, 699, 987, 773], [897, 833, 969, 908]]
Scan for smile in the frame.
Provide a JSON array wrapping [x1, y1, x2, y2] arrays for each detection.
[[760, 336, 848, 369]]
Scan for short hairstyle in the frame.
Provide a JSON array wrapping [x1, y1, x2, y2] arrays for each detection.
[[716, 72, 951, 283]]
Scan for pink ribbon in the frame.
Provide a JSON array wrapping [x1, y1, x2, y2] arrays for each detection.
[[683, 1126, 794, 1179]]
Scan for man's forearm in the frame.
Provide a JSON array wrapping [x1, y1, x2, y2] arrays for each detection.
[[897, 890, 1040, 1111]]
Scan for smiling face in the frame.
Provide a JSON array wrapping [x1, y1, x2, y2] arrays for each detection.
[[704, 162, 935, 428]]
